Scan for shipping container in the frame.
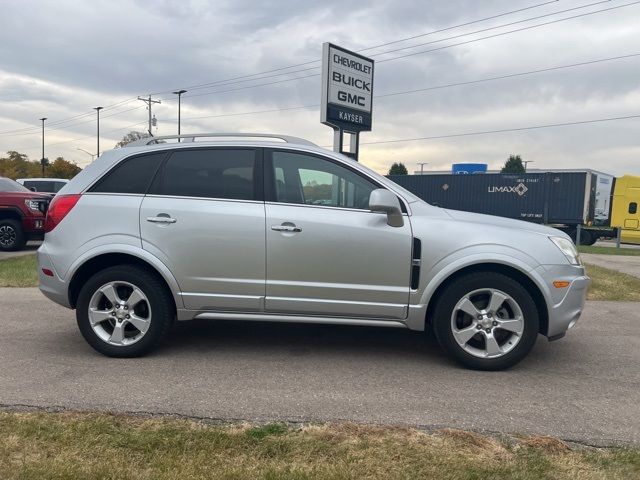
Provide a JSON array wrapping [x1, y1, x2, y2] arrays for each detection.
[[388, 171, 618, 245], [389, 172, 599, 224]]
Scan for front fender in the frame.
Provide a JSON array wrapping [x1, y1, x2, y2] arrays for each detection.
[[405, 246, 553, 331]]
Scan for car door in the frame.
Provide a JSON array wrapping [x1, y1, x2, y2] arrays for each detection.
[[264, 149, 412, 319], [140, 147, 265, 311]]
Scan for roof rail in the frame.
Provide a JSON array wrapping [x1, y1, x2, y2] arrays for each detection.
[[124, 133, 317, 148]]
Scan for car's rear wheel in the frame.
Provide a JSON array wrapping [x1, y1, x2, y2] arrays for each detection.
[[432, 272, 539, 370], [76, 265, 174, 357], [0, 219, 26, 251]]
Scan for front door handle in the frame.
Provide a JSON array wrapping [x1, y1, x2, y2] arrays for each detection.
[[271, 224, 302, 233], [147, 216, 177, 224]]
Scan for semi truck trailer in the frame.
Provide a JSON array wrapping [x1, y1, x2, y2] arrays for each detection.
[[389, 171, 640, 245]]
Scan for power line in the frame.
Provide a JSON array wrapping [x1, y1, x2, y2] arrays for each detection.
[[163, 1, 607, 98], [149, 0, 560, 95], [358, 0, 561, 52], [0, 0, 621, 137], [1, 1, 636, 139], [160, 0, 626, 99], [377, 0, 640, 64], [369, 0, 612, 59], [174, 52, 640, 122], [0, 97, 140, 136], [159, 1, 640, 102], [358, 113, 640, 146], [3, 104, 146, 137]]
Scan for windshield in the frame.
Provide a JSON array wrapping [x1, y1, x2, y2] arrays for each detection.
[[0, 178, 31, 193]]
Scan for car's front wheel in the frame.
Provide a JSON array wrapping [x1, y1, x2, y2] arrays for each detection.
[[76, 265, 174, 357], [0, 219, 26, 251], [432, 272, 540, 370]]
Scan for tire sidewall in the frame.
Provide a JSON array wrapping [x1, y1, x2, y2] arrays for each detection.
[[433, 272, 540, 370], [76, 265, 173, 357], [0, 219, 25, 252]]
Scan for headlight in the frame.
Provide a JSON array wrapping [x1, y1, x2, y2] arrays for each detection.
[[549, 236, 581, 265], [24, 199, 42, 213]]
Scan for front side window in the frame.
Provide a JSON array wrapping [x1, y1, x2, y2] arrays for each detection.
[[152, 149, 256, 200], [270, 151, 377, 210], [90, 152, 165, 194], [630, 202, 638, 214]]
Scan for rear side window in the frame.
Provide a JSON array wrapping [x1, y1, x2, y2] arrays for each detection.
[[151, 149, 256, 200], [630, 202, 638, 214], [90, 153, 165, 194], [24, 181, 55, 192]]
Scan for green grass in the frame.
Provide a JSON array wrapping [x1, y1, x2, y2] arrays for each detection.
[[585, 263, 640, 302], [578, 245, 640, 256], [0, 253, 37, 287], [0, 412, 638, 480]]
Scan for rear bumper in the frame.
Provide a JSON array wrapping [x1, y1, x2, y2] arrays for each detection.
[[37, 245, 72, 309], [546, 275, 590, 339]]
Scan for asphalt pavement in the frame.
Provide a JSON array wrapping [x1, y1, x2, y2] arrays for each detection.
[[0, 288, 638, 446]]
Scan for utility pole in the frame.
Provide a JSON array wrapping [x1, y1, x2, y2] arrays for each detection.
[[417, 162, 429, 175], [172, 89, 187, 141], [39, 117, 47, 176], [94, 106, 103, 157], [138, 95, 161, 136], [523, 160, 534, 172]]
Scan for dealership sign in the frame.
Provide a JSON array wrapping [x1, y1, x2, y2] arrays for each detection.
[[321, 43, 374, 132]]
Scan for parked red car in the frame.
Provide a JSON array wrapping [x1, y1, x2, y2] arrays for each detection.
[[0, 177, 50, 251]]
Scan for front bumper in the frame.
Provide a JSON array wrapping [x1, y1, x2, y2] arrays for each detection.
[[539, 265, 591, 339]]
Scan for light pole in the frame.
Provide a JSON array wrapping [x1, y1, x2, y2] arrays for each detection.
[[94, 106, 103, 156], [39, 117, 47, 176], [417, 162, 429, 175], [523, 160, 534, 172], [76, 147, 96, 161], [172, 89, 187, 141]]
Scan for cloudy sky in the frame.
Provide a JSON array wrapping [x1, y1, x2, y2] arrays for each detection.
[[1, 0, 639, 175]]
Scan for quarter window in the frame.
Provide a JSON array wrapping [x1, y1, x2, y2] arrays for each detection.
[[152, 149, 256, 200], [630, 202, 638, 214], [90, 153, 165, 194], [271, 151, 377, 210]]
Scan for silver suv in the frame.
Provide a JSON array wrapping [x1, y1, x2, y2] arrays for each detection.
[[38, 133, 589, 370]]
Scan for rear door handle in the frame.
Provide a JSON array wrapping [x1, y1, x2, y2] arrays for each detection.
[[147, 216, 177, 224], [271, 224, 302, 233]]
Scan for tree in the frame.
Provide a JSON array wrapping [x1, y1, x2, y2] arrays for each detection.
[[47, 157, 82, 179], [388, 162, 408, 175], [115, 131, 151, 148], [501, 155, 525, 174], [0, 151, 81, 180]]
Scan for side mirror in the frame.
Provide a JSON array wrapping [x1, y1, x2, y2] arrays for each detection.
[[369, 188, 404, 227]]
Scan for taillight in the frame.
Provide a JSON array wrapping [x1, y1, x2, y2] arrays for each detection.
[[44, 194, 81, 233]]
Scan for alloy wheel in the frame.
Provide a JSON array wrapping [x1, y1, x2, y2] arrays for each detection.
[[0, 225, 17, 248], [450, 288, 525, 358], [88, 281, 152, 346]]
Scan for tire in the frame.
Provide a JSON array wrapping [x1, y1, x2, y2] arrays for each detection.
[[576, 230, 592, 246], [0, 219, 26, 251], [583, 232, 598, 246], [432, 272, 539, 371], [76, 265, 174, 357]]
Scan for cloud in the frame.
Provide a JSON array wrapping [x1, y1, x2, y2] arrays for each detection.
[[0, 0, 638, 175]]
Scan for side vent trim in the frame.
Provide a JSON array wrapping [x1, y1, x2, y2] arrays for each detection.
[[410, 237, 422, 290]]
